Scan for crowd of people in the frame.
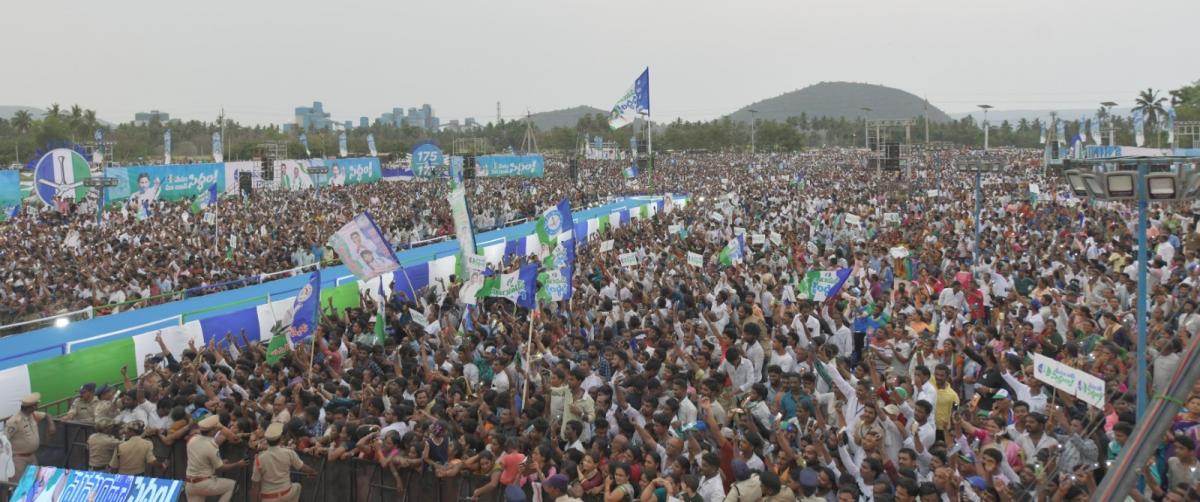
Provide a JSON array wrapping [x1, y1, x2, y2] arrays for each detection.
[[6, 147, 1200, 502]]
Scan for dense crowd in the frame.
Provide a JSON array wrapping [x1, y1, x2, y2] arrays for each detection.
[[6, 147, 1200, 502]]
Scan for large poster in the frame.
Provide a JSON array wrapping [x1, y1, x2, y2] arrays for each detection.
[[11, 465, 183, 502], [223, 160, 266, 196], [275, 159, 318, 191], [328, 212, 401, 281], [0, 170, 20, 210], [105, 163, 224, 204], [476, 154, 545, 177], [329, 157, 381, 186]]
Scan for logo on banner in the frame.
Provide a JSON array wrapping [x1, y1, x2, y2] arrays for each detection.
[[296, 283, 313, 303], [33, 147, 94, 206]]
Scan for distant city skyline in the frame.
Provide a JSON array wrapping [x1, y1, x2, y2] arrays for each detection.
[[4, 0, 1196, 126]]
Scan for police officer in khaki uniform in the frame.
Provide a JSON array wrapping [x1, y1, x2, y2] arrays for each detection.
[[93, 384, 119, 421], [86, 417, 121, 471], [185, 415, 246, 502], [5, 393, 54, 483], [110, 420, 158, 475], [251, 423, 317, 502], [63, 383, 99, 424]]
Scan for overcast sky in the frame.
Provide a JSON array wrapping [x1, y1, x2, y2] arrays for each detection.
[[6, 0, 1197, 126]]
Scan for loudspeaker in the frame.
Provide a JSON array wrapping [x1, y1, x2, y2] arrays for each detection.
[[569, 158, 579, 181], [464, 155, 476, 168], [239, 172, 253, 195], [464, 166, 476, 179], [261, 158, 274, 181], [885, 141, 900, 159]]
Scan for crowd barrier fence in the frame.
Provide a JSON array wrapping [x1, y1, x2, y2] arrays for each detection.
[[18, 419, 505, 502]]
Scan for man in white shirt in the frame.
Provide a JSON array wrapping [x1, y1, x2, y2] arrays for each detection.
[[721, 347, 757, 396]]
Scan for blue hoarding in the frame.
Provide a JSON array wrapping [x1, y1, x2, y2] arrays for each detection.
[[105, 163, 224, 204], [477, 154, 545, 177]]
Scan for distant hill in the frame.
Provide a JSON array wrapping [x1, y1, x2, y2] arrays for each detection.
[[528, 105, 607, 130], [728, 82, 952, 124], [949, 108, 1132, 124], [0, 106, 46, 120]]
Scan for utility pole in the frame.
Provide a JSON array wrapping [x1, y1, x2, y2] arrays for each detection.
[[219, 108, 226, 162], [861, 107, 872, 149], [520, 111, 538, 153], [748, 109, 758, 154], [978, 104, 993, 150], [497, 102, 501, 124], [1101, 101, 1117, 146], [924, 97, 930, 144]]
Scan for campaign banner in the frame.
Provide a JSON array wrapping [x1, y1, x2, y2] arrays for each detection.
[[795, 268, 851, 302], [106, 163, 225, 204], [212, 132, 223, 163], [381, 166, 416, 180], [93, 129, 105, 165], [328, 212, 401, 282], [10, 465, 183, 502], [687, 251, 703, 267], [1033, 353, 1106, 408], [0, 170, 20, 209], [411, 141, 445, 177], [600, 240, 614, 252], [618, 252, 638, 267], [275, 159, 318, 191], [448, 184, 477, 260], [329, 157, 382, 186], [476, 154, 545, 177]]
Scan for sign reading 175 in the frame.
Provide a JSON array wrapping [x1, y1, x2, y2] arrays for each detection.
[[412, 142, 444, 168], [416, 151, 440, 163]]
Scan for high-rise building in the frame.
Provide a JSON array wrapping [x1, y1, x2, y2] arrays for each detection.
[[294, 101, 332, 130], [375, 105, 441, 131], [360, 117, 369, 129]]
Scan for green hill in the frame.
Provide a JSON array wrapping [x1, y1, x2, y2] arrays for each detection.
[[728, 82, 952, 123]]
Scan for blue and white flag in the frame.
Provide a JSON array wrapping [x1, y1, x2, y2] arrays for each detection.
[[299, 132, 311, 157], [1091, 115, 1102, 145], [190, 182, 218, 213], [288, 271, 321, 343], [164, 129, 172, 164], [795, 268, 852, 302], [338, 131, 348, 157], [93, 129, 104, 164], [1039, 122, 1046, 144], [1055, 120, 1065, 145], [2, 204, 19, 222], [367, 133, 377, 157], [1167, 106, 1176, 145], [1078, 120, 1088, 144], [327, 212, 402, 281], [630, 135, 638, 155], [1133, 109, 1145, 147], [212, 132, 223, 163], [609, 68, 650, 129], [624, 165, 639, 178]]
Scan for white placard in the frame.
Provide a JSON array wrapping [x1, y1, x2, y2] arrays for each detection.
[[464, 253, 488, 278], [1031, 353, 1103, 408], [668, 224, 682, 235], [710, 211, 724, 222], [843, 214, 861, 226], [751, 233, 766, 245], [600, 240, 614, 252], [883, 213, 900, 225], [926, 189, 941, 197], [618, 252, 639, 268], [769, 232, 783, 246], [687, 252, 704, 267], [734, 227, 746, 235], [409, 309, 429, 327]]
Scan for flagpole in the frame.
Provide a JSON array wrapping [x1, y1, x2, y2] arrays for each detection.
[[520, 309, 536, 410]]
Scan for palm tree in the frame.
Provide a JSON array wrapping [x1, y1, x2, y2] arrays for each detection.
[[12, 110, 33, 134], [83, 109, 97, 133], [1134, 88, 1168, 146], [11, 110, 34, 165], [46, 103, 61, 119]]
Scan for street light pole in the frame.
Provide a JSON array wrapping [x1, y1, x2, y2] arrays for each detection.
[[861, 107, 872, 150], [748, 109, 758, 154], [1135, 161, 1149, 420], [974, 105, 992, 264], [1102, 101, 1117, 146]]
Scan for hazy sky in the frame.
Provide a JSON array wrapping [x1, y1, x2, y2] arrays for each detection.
[[6, 0, 1197, 126]]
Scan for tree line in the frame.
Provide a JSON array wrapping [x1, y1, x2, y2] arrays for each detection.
[[1, 81, 1197, 166]]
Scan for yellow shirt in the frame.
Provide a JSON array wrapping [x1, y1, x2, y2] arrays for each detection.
[[934, 384, 960, 431]]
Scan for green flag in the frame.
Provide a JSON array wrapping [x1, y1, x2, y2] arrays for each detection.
[[374, 308, 386, 344], [639, 205, 649, 219], [265, 333, 289, 366], [598, 215, 610, 235]]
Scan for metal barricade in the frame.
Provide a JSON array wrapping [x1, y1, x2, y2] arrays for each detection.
[[30, 421, 506, 502]]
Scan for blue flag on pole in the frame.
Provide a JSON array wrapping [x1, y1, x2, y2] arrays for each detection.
[[288, 271, 321, 343], [609, 68, 650, 129], [516, 263, 539, 310], [624, 165, 639, 178]]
